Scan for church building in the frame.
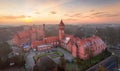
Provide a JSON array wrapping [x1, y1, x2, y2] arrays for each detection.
[[12, 20, 106, 60]]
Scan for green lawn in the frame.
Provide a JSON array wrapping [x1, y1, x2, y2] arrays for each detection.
[[66, 63, 80, 71], [33, 50, 63, 61]]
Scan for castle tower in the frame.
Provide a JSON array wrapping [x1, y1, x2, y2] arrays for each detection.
[[59, 20, 65, 41], [43, 24, 46, 38], [43, 24, 46, 43]]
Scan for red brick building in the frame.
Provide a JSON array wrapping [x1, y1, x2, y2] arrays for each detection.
[[12, 20, 106, 60], [12, 25, 44, 47]]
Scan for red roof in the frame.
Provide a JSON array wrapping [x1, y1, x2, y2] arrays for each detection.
[[45, 36, 58, 40], [81, 36, 105, 48], [13, 29, 44, 46], [59, 20, 64, 26], [31, 36, 59, 48], [31, 41, 45, 48]]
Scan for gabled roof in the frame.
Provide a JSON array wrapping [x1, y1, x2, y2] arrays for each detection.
[[81, 36, 105, 48]]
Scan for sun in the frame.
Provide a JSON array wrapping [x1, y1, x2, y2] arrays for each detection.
[[24, 17, 33, 23]]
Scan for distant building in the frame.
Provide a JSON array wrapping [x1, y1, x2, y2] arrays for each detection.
[[12, 20, 106, 60]]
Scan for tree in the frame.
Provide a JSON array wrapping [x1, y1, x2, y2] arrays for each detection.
[[75, 27, 84, 38], [0, 42, 12, 56], [85, 47, 93, 65], [33, 57, 57, 71], [96, 27, 120, 46], [0, 42, 12, 69], [58, 55, 66, 71], [14, 54, 25, 67], [96, 64, 107, 71]]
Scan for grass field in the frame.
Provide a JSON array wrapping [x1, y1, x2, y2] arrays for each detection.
[[33, 50, 63, 61]]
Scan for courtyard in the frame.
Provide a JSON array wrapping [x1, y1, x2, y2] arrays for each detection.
[[33, 47, 74, 63]]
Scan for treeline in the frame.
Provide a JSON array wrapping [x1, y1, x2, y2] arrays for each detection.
[[0, 42, 12, 69], [1, 24, 120, 46], [0, 26, 23, 42], [45, 24, 120, 46], [96, 27, 120, 45], [75, 26, 120, 46]]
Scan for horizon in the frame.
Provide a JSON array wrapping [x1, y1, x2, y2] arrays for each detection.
[[0, 22, 120, 27], [0, 0, 120, 25]]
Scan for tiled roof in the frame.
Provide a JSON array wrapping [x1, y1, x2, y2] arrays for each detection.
[[31, 41, 45, 48], [81, 36, 105, 48]]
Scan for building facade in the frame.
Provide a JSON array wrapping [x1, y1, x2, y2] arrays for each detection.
[[12, 20, 106, 60], [12, 25, 44, 47]]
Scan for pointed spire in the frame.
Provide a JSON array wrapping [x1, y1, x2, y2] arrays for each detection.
[[59, 19, 64, 26]]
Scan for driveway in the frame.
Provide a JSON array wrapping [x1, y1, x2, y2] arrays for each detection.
[[57, 48, 74, 62], [25, 51, 35, 71]]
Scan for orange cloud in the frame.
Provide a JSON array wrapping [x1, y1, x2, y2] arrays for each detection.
[[0, 15, 26, 19], [0, 15, 32, 25]]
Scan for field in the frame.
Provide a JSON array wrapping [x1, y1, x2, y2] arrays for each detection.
[[33, 50, 63, 61]]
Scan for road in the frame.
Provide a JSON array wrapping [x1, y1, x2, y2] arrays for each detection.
[[25, 51, 35, 71], [57, 48, 74, 62], [86, 56, 116, 71]]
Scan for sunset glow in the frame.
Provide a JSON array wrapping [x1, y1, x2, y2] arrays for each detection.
[[0, 0, 120, 25], [24, 17, 33, 23]]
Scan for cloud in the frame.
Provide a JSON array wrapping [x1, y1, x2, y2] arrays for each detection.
[[65, 13, 81, 17], [64, 18, 77, 21], [91, 11, 120, 17], [82, 10, 120, 18], [34, 11, 40, 15], [91, 11, 105, 15], [89, 9, 95, 12], [0, 15, 26, 19], [50, 11, 57, 14]]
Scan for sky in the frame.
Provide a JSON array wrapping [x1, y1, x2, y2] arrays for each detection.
[[0, 0, 120, 25]]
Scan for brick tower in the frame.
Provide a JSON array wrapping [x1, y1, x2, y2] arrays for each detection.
[[59, 20, 65, 41], [43, 24, 46, 38]]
